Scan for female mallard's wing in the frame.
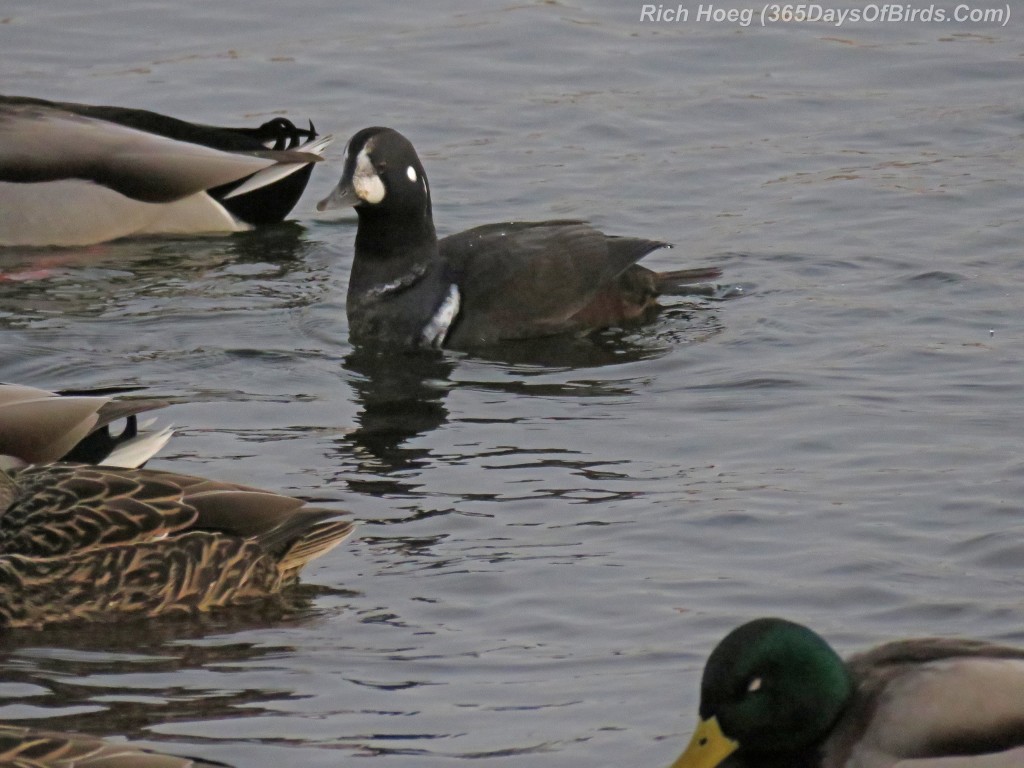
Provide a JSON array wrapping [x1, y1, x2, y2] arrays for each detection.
[[0, 94, 331, 246], [0, 383, 172, 468], [0, 465, 355, 628], [0, 722, 231, 767]]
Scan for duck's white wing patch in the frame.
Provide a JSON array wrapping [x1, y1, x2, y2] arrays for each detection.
[[0, 107, 281, 202], [420, 284, 461, 349]]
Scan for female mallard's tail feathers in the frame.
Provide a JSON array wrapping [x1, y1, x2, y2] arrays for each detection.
[[275, 517, 356, 580], [144, 474, 356, 571]]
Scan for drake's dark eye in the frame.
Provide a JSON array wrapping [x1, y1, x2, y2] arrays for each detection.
[[376, 161, 388, 173]]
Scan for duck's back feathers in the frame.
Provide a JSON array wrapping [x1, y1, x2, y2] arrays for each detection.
[[0, 383, 172, 468], [440, 220, 670, 345], [0, 465, 354, 628], [829, 640, 1024, 768], [0, 723, 230, 768]]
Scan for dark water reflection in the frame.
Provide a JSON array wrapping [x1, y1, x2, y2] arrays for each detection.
[[338, 290, 727, 480], [0, 586, 352, 743], [340, 348, 455, 476]]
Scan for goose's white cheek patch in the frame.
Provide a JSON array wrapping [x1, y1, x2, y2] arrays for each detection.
[[353, 147, 386, 204]]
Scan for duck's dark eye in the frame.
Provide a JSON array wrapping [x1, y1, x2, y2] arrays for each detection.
[[376, 161, 388, 173]]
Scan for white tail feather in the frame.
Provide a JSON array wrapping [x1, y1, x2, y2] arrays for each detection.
[[223, 134, 333, 200], [103, 425, 175, 468]]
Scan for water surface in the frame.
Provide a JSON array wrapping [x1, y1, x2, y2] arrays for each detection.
[[1, 2, 1024, 766]]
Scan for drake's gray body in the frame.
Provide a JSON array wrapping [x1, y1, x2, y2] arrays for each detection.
[[0, 95, 330, 246]]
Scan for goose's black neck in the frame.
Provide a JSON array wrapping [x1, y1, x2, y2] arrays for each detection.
[[349, 203, 438, 297]]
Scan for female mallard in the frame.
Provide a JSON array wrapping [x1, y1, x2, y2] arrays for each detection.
[[0, 723, 228, 767], [671, 617, 1024, 768], [0, 94, 331, 247], [0, 463, 354, 628], [0, 383, 172, 468]]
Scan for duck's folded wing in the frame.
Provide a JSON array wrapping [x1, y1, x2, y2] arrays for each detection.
[[0, 383, 170, 466], [0, 465, 198, 557], [0, 391, 103, 464], [847, 645, 1024, 767], [441, 221, 668, 339], [0, 105, 305, 202]]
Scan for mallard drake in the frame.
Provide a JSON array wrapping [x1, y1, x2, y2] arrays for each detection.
[[0, 383, 172, 468], [316, 127, 721, 349], [0, 723, 229, 767], [0, 94, 332, 247], [671, 616, 1024, 768], [0, 463, 355, 628]]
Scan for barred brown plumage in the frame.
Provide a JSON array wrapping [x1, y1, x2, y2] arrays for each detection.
[[0, 722, 231, 767], [0, 464, 355, 629]]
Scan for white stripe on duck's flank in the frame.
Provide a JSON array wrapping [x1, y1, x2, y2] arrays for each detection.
[[421, 284, 461, 349]]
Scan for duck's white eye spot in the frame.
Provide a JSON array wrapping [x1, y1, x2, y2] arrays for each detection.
[[407, 165, 418, 183], [747, 677, 762, 693], [353, 146, 386, 204]]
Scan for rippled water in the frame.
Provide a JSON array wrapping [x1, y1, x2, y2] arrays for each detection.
[[2, 1, 1024, 766]]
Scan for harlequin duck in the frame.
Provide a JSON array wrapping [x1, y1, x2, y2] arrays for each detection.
[[0, 94, 331, 247], [317, 127, 720, 350]]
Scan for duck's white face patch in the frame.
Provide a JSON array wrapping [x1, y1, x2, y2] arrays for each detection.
[[352, 146, 386, 204], [406, 166, 417, 183], [421, 284, 461, 349]]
